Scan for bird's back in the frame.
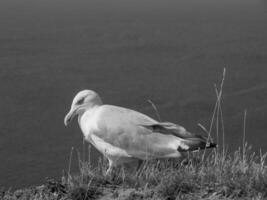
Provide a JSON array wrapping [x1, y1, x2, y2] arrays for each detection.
[[66, 90, 216, 167], [79, 105, 183, 160]]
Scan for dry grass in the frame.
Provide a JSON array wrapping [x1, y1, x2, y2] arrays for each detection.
[[58, 143, 266, 200], [61, 68, 267, 200], [1, 68, 267, 200]]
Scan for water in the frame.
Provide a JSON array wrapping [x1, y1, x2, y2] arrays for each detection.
[[0, 0, 266, 188]]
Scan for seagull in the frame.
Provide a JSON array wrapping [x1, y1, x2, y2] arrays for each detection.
[[64, 90, 216, 174]]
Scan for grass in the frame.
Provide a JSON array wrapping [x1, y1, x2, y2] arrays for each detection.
[[1, 68, 267, 200]]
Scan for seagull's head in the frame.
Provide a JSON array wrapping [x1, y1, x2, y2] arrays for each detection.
[[64, 90, 102, 126]]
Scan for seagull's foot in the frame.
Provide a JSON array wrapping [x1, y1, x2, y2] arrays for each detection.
[[105, 164, 117, 182], [105, 167, 113, 177]]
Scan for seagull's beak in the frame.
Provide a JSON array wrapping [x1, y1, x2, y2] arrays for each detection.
[[64, 107, 77, 126]]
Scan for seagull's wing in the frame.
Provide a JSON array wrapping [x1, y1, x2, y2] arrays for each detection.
[[90, 105, 184, 159], [89, 105, 215, 160], [141, 122, 216, 152], [141, 122, 196, 139]]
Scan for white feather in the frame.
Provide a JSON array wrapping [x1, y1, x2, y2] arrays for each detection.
[[65, 90, 210, 169]]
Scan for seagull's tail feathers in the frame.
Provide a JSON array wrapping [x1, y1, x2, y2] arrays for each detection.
[[142, 121, 216, 152], [178, 137, 217, 152]]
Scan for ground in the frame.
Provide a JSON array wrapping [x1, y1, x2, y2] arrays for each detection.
[[1, 147, 267, 200]]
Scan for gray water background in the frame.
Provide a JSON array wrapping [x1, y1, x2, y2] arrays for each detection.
[[0, 0, 266, 188]]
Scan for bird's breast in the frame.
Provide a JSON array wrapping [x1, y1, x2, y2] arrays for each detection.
[[78, 107, 100, 143]]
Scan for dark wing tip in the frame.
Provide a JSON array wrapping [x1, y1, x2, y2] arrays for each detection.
[[177, 141, 217, 152], [206, 142, 217, 149]]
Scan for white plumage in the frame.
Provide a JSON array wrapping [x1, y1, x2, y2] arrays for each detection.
[[64, 90, 216, 174]]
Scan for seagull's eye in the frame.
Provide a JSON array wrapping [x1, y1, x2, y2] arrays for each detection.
[[76, 98, 84, 105]]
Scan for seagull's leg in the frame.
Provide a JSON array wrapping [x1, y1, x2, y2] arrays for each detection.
[[105, 159, 114, 176]]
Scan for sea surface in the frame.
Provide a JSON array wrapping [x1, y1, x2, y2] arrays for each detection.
[[0, 0, 266, 188]]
